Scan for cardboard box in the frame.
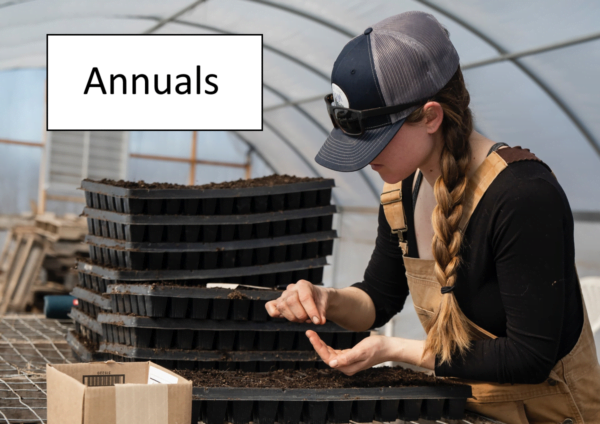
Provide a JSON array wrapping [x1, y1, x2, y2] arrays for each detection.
[[47, 361, 192, 424]]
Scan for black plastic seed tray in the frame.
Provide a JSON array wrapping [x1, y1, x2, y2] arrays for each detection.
[[77, 257, 327, 284], [81, 179, 334, 215], [70, 307, 103, 336], [100, 322, 369, 351], [72, 318, 103, 346], [177, 361, 328, 372], [69, 335, 316, 371], [78, 267, 324, 294], [99, 341, 324, 363], [191, 384, 472, 423], [66, 330, 109, 362], [96, 313, 349, 333], [97, 342, 329, 371], [71, 286, 112, 310], [75, 299, 105, 320], [86, 231, 335, 271], [106, 284, 280, 320], [84, 205, 336, 243]]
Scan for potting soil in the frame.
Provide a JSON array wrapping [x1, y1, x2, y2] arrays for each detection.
[[94, 175, 323, 190], [177, 367, 449, 389]]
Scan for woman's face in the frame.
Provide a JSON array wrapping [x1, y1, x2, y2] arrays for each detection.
[[369, 103, 442, 184]]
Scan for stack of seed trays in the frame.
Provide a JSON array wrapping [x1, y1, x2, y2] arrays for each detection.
[[95, 284, 370, 371], [68, 175, 364, 371], [66, 273, 127, 362], [81, 176, 336, 282], [183, 368, 473, 423]]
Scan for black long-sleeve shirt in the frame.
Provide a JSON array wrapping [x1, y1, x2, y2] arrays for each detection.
[[353, 160, 583, 384]]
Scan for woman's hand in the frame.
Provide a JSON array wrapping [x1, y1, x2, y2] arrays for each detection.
[[265, 280, 330, 325], [306, 331, 435, 374], [306, 330, 394, 375]]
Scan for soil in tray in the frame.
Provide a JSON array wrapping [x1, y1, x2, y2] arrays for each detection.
[[227, 290, 248, 300], [92, 175, 323, 190], [177, 367, 447, 389]]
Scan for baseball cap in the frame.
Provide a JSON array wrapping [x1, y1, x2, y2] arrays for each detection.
[[315, 11, 460, 172]]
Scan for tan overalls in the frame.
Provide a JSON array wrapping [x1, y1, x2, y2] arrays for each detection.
[[380, 147, 600, 423]]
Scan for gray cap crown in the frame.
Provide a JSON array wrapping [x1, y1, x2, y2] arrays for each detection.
[[371, 11, 460, 123], [315, 11, 460, 172]]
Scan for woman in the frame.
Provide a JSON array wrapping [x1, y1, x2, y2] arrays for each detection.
[[265, 11, 600, 424]]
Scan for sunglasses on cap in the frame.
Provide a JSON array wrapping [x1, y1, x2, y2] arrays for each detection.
[[324, 93, 426, 136]]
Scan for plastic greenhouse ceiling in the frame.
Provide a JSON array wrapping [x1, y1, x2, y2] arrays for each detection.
[[1, 0, 599, 215]]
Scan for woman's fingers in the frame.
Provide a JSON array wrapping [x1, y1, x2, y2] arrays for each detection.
[[265, 300, 281, 318], [266, 291, 304, 322], [296, 280, 324, 324], [329, 347, 366, 368], [265, 282, 326, 324], [283, 291, 312, 322], [334, 360, 371, 376], [306, 330, 337, 364]]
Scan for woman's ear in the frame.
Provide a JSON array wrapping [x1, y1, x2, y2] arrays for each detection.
[[422, 101, 444, 134]]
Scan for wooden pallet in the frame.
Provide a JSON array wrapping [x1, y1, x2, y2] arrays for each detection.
[[34, 213, 86, 242], [0, 227, 51, 315]]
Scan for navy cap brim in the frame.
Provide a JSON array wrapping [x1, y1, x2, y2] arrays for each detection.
[[315, 119, 406, 172]]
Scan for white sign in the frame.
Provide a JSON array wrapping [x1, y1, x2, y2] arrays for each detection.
[[47, 35, 263, 131]]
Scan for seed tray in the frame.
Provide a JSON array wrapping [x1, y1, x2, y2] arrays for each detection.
[[106, 283, 279, 320], [69, 334, 320, 371], [78, 270, 323, 294], [71, 286, 112, 310], [107, 289, 279, 321], [99, 323, 369, 351], [84, 205, 336, 243], [190, 385, 472, 423], [99, 341, 325, 363], [77, 257, 327, 283], [70, 307, 103, 336], [96, 313, 349, 333], [66, 329, 109, 362], [173, 361, 329, 372], [86, 232, 335, 271], [81, 179, 334, 215], [72, 318, 103, 345], [78, 270, 323, 296], [76, 299, 105, 319]]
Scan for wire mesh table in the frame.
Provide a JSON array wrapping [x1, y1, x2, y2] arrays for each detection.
[[0, 315, 74, 424], [0, 314, 501, 424]]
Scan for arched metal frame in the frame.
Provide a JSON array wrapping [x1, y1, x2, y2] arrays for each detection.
[[243, 0, 355, 37], [414, 0, 600, 157], [126, 14, 380, 199], [127, 16, 330, 79], [235, 0, 600, 158], [4, 0, 600, 205]]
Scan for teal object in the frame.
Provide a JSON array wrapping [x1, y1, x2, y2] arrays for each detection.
[[44, 295, 76, 319]]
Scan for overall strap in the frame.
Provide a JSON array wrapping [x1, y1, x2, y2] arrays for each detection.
[[458, 146, 551, 232], [381, 180, 408, 255], [496, 145, 551, 172], [380, 146, 551, 253]]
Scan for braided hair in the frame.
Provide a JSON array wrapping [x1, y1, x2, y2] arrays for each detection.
[[405, 67, 474, 364]]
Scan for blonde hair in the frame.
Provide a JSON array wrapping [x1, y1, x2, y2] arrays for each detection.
[[405, 68, 473, 364]]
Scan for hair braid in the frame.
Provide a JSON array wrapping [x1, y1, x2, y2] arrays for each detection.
[[405, 68, 474, 364]]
